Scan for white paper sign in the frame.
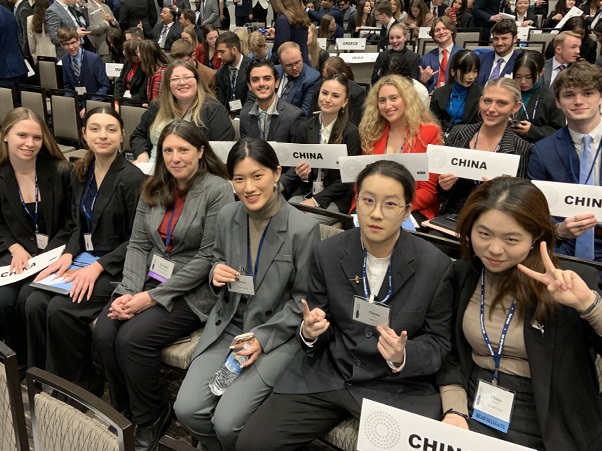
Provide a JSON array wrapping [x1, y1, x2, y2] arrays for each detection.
[[25, 59, 35, 78], [340, 53, 380, 64], [209, 141, 238, 164], [337, 38, 366, 50], [270, 143, 348, 169], [0, 246, 65, 287], [339, 154, 430, 183], [105, 63, 124, 77], [134, 162, 155, 175], [317, 38, 327, 49], [500, 12, 515, 20], [533, 180, 602, 218], [418, 27, 432, 39], [556, 6, 583, 29], [517, 26, 532, 41], [358, 399, 534, 451], [426, 144, 521, 180]]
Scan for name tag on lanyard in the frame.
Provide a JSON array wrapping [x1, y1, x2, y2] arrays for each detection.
[[352, 295, 390, 326], [148, 253, 174, 283], [472, 379, 516, 433]]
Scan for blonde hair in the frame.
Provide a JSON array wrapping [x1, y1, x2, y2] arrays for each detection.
[[182, 25, 198, 48], [234, 27, 250, 56], [308, 24, 321, 70], [249, 30, 267, 51], [484, 77, 522, 103], [359, 75, 439, 153]]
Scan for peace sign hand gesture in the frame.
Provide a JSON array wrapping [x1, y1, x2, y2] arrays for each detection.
[[518, 242, 597, 312]]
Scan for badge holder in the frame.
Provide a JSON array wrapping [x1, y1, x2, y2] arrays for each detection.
[[471, 379, 516, 433], [148, 253, 175, 283], [228, 266, 255, 296], [229, 99, 243, 111], [352, 294, 390, 327], [84, 233, 94, 251], [36, 233, 49, 250], [312, 169, 324, 195]]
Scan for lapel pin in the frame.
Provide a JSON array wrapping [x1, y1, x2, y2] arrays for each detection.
[[349, 275, 360, 284], [531, 320, 544, 337]]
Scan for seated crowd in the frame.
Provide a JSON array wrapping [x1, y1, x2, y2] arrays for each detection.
[[1, 0, 602, 451]]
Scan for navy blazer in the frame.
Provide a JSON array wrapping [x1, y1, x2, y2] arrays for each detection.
[[476, 49, 520, 86], [216, 55, 251, 113], [420, 44, 463, 92], [528, 126, 602, 261], [0, 6, 29, 79], [239, 97, 304, 142], [61, 49, 111, 107], [274, 228, 453, 419], [275, 63, 321, 116]]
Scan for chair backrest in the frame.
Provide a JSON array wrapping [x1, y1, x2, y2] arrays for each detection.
[[85, 93, 115, 113], [50, 89, 82, 147], [27, 367, 134, 451], [456, 31, 480, 49], [291, 203, 355, 230], [0, 342, 28, 451], [463, 41, 493, 51], [348, 62, 373, 86], [419, 38, 435, 56], [231, 118, 241, 141], [0, 83, 16, 126], [120, 104, 147, 152], [423, 43, 439, 56], [528, 29, 556, 47], [38, 56, 59, 90], [516, 41, 545, 54], [20, 85, 48, 124]]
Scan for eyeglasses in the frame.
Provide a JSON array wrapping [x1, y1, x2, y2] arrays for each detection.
[[356, 196, 409, 218], [169, 75, 196, 85], [283, 59, 302, 70]]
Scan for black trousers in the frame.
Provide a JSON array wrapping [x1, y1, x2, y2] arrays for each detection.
[[236, 389, 361, 451], [94, 295, 201, 425], [0, 277, 35, 365]]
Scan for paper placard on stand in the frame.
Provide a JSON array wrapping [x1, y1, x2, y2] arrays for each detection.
[[339, 154, 430, 183], [337, 38, 366, 50], [269, 143, 348, 169], [0, 246, 64, 287], [517, 26, 532, 41], [340, 53, 379, 64], [426, 144, 521, 180], [418, 27, 431, 39], [209, 141, 238, 164], [500, 12, 515, 20], [25, 59, 35, 78], [134, 162, 155, 176], [317, 38, 327, 49], [358, 399, 534, 451], [556, 6, 583, 28], [532, 180, 602, 218], [106, 63, 124, 77]]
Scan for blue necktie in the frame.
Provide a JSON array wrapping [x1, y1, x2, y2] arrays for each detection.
[[489, 58, 504, 81], [575, 134, 595, 260]]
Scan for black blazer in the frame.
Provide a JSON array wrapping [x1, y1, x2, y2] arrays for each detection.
[[372, 47, 421, 85], [282, 115, 362, 214], [515, 9, 539, 27], [119, 0, 158, 38], [430, 83, 482, 134], [64, 154, 146, 277], [0, 156, 73, 258], [514, 85, 565, 143], [436, 260, 602, 451], [216, 55, 251, 113], [239, 97, 305, 142], [113, 60, 148, 104], [310, 80, 367, 126], [151, 21, 182, 52]]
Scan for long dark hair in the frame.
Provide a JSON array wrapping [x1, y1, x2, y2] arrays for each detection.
[[319, 74, 350, 145], [457, 177, 558, 323], [512, 50, 545, 86], [32, 0, 50, 34], [141, 121, 228, 207]]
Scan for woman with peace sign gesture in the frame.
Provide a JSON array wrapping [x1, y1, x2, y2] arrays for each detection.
[[436, 176, 602, 450]]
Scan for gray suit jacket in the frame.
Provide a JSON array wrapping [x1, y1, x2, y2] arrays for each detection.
[[85, 0, 118, 57], [192, 199, 320, 386], [199, 0, 220, 27], [46, 1, 87, 58], [114, 172, 234, 320], [239, 97, 305, 142], [541, 58, 554, 89]]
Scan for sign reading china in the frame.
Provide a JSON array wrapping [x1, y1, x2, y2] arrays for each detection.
[[358, 399, 534, 451], [0, 246, 64, 287], [532, 180, 602, 218], [270, 143, 348, 169], [426, 144, 521, 181], [339, 154, 430, 183]]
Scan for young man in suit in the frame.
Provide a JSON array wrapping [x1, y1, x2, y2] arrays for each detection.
[[308, 0, 344, 28], [528, 62, 602, 262], [274, 42, 321, 117], [420, 16, 463, 92], [541, 31, 582, 89], [152, 7, 182, 52], [426, 0, 448, 19], [470, 0, 507, 44], [475, 18, 520, 86], [119, 0, 157, 39], [215, 31, 250, 114], [196, 0, 221, 28], [58, 26, 110, 117], [46, 0, 92, 58], [240, 59, 304, 142], [375, 2, 397, 51], [179, 8, 203, 41]]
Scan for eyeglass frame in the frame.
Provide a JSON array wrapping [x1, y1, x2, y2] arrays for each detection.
[[169, 75, 197, 85], [355, 195, 410, 218]]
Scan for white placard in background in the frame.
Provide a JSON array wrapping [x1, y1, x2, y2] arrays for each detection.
[[270, 143, 348, 169], [317, 38, 327, 49], [533, 180, 602, 218], [337, 38, 367, 50], [340, 53, 379, 64], [418, 27, 432, 39], [556, 6, 583, 29], [339, 154, 430, 183], [426, 145, 521, 180], [0, 246, 64, 287], [210, 141, 238, 164], [106, 63, 124, 77]]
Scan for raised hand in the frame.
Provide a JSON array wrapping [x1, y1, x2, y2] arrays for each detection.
[[301, 299, 329, 340]]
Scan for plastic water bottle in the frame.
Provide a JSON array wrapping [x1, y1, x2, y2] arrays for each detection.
[[209, 351, 249, 396]]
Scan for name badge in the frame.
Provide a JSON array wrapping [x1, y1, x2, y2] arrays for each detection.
[[75, 86, 87, 95], [36, 233, 49, 250], [472, 380, 516, 433], [84, 233, 94, 251], [229, 99, 243, 111], [148, 253, 175, 283], [228, 274, 255, 295], [312, 181, 324, 195], [352, 295, 390, 327]]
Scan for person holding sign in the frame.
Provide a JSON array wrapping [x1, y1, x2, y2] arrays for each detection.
[[0, 108, 72, 368], [24, 107, 146, 394], [438, 77, 531, 216], [175, 137, 320, 451], [437, 176, 602, 450], [359, 74, 443, 222], [238, 160, 452, 450], [94, 121, 233, 451]]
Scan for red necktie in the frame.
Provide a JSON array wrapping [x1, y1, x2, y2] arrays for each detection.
[[438, 49, 448, 88]]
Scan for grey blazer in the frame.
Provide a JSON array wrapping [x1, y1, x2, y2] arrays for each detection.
[[541, 58, 554, 89], [199, 0, 220, 27], [191, 199, 321, 386], [114, 173, 234, 321], [46, 1, 86, 57], [85, 0, 118, 58]]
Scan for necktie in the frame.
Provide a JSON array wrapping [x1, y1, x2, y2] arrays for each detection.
[[576, 134, 596, 260], [230, 68, 238, 100], [281, 78, 295, 100], [489, 57, 504, 81], [72, 57, 80, 78], [432, 6, 437, 17], [259, 111, 268, 139], [438, 49, 448, 88], [159, 25, 168, 48], [69, 6, 86, 27], [558, 64, 566, 72]]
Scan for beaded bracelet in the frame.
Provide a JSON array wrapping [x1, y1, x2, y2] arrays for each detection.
[[441, 408, 469, 422], [578, 291, 601, 317]]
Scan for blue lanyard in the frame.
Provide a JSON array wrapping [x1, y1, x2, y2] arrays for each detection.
[[520, 87, 541, 123], [17, 172, 39, 233], [362, 246, 394, 304], [246, 218, 271, 279], [565, 128, 602, 185], [163, 207, 177, 257], [81, 163, 98, 231], [479, 269, 516, 386], [230, 69, 238, 100]]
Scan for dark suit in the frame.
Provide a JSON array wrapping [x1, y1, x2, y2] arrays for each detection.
[[541, 57, 554, 89], [429, 82, 482, 133], [420, 44, 464, 92], [275, 63, 321, 117], [61, 49, 111, 108], [119, 0, 158, 39], [476, 49, 520, 86], [528, 126, 602, 262], [113, 59, 148, 104], [152, 20, 182, 52], [239, 97, 304, 142], [0, 5, 28, 83], [308, 5, 344, 28], [233, 0, 252, 26], [372, 47, 421, 85], [514, 85, 565, 143], [436, 260, 602, 451], [379, 18, 398, 51], [470, 0, 506, 43], [15, 0, 34, 58], [216, 55, 251, 113], [239, 228, 453, 449]]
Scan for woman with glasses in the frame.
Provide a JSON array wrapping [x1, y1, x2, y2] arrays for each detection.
[[175, 137, 320, 451], [437, 176, 602, 450], [437, 78, 531, 217], [359, 74, 442, 223], [130, 60, 235, 164]]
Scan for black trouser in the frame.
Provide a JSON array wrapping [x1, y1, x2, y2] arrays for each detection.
[[0, 278, 35, 365], [94, 295, 201, 425]]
